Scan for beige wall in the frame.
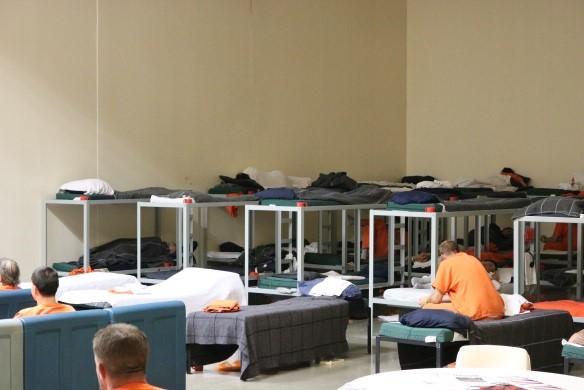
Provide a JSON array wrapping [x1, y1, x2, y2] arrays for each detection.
[[407, 0, 584, 187], [0, 0, 406, 277]]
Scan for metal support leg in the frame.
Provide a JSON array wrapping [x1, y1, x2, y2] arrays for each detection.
[[375, 336, 381, 373], [83, 202, 90, 271], [430, 215, 438, 280], [182, 205, 190, 269], [449, 217, 457, 241], [577, 223, 582, 300], [137, 204, 142, 279], [296, 209, 304, 283], [564, 358, 570, 374], [568, 224, 574, 268], [436, 343, 443, 368], [355, 209, 361, 272], [368, 210, 375, 355], [389, 216, 395, 286], [42, 203, 48, 266], [275, 211, 282, 273], [513, 219, 525, 295], [341, 210, 347, 274], [463, 217, 469, 249], [476, 215, 483, 258], [534, 222, 540, 294], [176, 209, 182, 270], [399, 216, 406, 286], [244, 207, 250, 295]]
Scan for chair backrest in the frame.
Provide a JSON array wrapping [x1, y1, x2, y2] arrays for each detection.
[[107, 301, 186, 390], [456, 344, 531, 370], [21, 309, 110, 390], [0, 290, 35, 319], [0, 319, 24, 390]]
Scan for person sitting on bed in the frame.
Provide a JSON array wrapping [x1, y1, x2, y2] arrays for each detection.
[[14, 266, 75, 318], [420, 240, 504, 320], [541, 223, 577, 251], [93, 323, 163, 390], [0, 258, 20, 290]]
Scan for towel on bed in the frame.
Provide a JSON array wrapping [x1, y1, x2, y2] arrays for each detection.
[[203, 300, 240, 313]]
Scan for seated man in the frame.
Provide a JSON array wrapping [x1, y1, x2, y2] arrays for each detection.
[[93, 323, 163, 390], [14, 266, 75, 318], [420, 240, 504, 320], [0, 258, 20, 290]]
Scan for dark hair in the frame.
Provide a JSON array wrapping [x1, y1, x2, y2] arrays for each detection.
[[31, 266, 59, 296], [93, 323, 149, 377]]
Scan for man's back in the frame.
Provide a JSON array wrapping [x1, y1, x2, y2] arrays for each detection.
[[434, 252, 504, 320]]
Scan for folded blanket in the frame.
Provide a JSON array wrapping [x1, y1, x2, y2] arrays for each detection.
[[203, 299, 240, 313]]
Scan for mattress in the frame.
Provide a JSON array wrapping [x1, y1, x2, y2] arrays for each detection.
[[258, 275, 376, 289], [55, 272, 142, 300], [304, 253, 342, 266], [58, 268, 246, 313], [533, 300, 584, 317], [379, 322, 455, 343], [386, 202, 443, 212], [259, 199, 339, 207], [55, 192, 115, 200]]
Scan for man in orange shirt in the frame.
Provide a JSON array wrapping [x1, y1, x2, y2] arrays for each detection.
[[0, 258, 20, 290], [14, 266, 75, 318], [420, 240, 504, 320], [93, 323, 163, 390]]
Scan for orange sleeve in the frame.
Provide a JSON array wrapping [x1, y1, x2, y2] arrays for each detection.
[[432, 259, 452, 295]]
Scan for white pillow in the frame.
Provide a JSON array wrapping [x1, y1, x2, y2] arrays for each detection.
[[60, 178, 115, 195]]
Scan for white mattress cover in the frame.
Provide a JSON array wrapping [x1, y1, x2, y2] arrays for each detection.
[[382, 287, 451, 303], [55, 272, 141, 299]]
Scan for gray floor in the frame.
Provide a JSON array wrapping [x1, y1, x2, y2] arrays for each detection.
[[186, 319, 584, 390]]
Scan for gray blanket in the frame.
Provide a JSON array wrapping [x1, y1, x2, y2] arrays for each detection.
[[442, 197, 532, 212], [115, 187, 256, 202], [186, 297, 349, 380], [298, 184, 392, 204], [513, 197, 584, 219]]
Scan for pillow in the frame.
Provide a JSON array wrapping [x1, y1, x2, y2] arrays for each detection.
[[400, 308, 472, 334], [60, 178, 115, 195], [500, 294, 533, 316]]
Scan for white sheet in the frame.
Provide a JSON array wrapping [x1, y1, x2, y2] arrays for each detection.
[[58, 268, 246, 314], [382, 287, 450, 303]]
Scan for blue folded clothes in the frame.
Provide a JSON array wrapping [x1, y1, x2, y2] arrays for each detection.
[[255, 187, 297, 200], [391, 190, 440, 205]]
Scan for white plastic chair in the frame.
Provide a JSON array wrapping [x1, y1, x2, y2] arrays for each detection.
[[455, 345, 531, 370]]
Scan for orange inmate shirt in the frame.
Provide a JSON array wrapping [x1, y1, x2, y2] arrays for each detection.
[[14, 302, 75, 318], [0, 284, 19, 290], [426, 252, 504, 320], [113, 382, 164, 390]]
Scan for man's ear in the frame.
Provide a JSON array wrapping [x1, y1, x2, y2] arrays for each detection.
[[97, 360, 107, 381]]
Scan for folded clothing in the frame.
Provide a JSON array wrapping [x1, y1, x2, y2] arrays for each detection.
[[203, 299, 240, 313], [298, 277, 362, 300], [255, 187, 297, 200], [391, 190, 440, 205]]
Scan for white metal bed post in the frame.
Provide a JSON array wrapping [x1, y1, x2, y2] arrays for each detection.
[[296, 207, 304, 283], [388, 216, 395, 286], [341, 210, 347, 274], [430, 214, 438, 281], [275, 211, 282, 273], [182, 204, 189, 269], [244, 206, 251, 295], [369, 209, 375, 356], [533, 222, 540, 294], [83, 201, 90, 271], [137, 203, 142, 279], [42, 202, 48, 266], [513, 219, 524, 295], [175, 208, 182, 270], [568, 224, 574, 268], [577, 223, 582, 300], [355, 209, 361, 272], [399, 216, 406, 286]]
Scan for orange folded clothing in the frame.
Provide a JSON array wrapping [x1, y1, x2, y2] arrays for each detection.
[[216, 360, 241, 372], [203, 300, 240, 313]]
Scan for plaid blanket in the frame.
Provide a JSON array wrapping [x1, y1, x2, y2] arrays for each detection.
[[186, 297, 349, 380], [513, 197, 584, 219]]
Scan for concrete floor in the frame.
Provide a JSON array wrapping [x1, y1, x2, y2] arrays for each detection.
[[186, 319, 584, 390]]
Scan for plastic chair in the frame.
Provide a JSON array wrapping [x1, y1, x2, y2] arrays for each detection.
[[456, 345, 531, 370]]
